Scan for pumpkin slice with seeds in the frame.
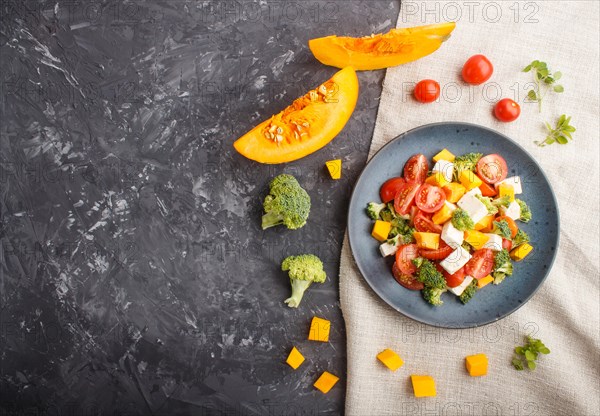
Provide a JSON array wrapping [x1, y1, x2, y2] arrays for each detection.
[[233, 66, 358, 164]]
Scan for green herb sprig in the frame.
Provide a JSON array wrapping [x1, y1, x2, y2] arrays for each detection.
[[536, 114, 576, 147], [512, 336, 551, 371], [523, 61, 564, 112]]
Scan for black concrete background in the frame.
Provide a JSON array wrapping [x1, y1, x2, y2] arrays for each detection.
[[0, 1, 399, 414]]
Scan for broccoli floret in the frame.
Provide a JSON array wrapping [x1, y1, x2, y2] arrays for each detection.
[[493, 219, 512, 239], [516, 199, 532, 222], [461, 241, 472, 254], [453, 152, 483, 181], [451, 208, 475, 231], [476, 195, 499, 215], [380, 203, 398, 222], [422, 287, 447, 306], [366, 202, 386, 220], [262, 174, 311, 230], [413, 258, 446, 289], [492, 249, 513, 285], [513, 229, 530, 247], [459, 280, 478, 304], [281, 254, 326, 308], [493, 195, 511, 208], [389, 217, 416, 243]]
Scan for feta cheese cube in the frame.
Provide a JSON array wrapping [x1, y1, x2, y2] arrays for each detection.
[[500, 200, 521, 220], [457, 193, 488, 223], [495, 176, 522, 194], [441, 221, 464, 248], [448, 275, 475, 296], [465, 187, 482, 197], [380, 242, 399, 257], [439, 246, 471, 275], [483, 233, 503, 251], [432, 160, 454, 182]]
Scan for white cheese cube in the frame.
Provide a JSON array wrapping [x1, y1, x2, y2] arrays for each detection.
[[465, 187, 482, 197], [439, 246, 471, 275], [495, 176, 522, 194], [441, 221, 464, 248], [457, 193, 488, 223], [483, 233, 503, 251], [379, 242, 399, 257], [448, 275, 475, 296], [432, 160, 454, 182], [500, 200, 521, 220]]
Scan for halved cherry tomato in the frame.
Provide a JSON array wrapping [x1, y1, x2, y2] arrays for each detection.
[[502, 238, 513, 251], [495, 215, 518, 238], [441, 265, 466, 288], [413, 210, 443, 234], [380, 177, 406, 203], [392, 262, 424, 290], [420, 240, 453, 260], [393, 182, 420, 216], [414, 79, 440, 103], [476, 154, 508, 184], [462, 55, 494, 85], [465, 248, 494, 279], [479, 181, 497, 196], [415, 184, 446, 213], [494, 98, 520, 122], [403, 154, 428, 184], [395, 244, 419, 275]]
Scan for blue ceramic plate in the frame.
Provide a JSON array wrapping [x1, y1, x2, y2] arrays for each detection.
[[347, 122, 559, 328]]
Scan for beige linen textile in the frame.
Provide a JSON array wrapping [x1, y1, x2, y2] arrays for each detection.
[[339, 1, 600, 415]]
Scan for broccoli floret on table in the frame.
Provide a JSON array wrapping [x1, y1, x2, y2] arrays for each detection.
[[261, 174, 310, 230], [281, 254, 326, 308]]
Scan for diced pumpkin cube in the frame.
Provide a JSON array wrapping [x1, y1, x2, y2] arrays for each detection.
[[410, 375, 436, 397], [372, 220, 392, 242], [464, 230, 490, 250], [308, 316, 330, 342], [498, 183, 515, 202], [465, 353, 488, 377], [376, 349, 404, 371], [433, 148, 456, 162], [443, 182, 466, 203], [425, 172, 450, 188], [414, 232, 440, 250], [286, 347, 305, 370], [314, 371, 339, 394], [510, 243, 533, 261], [432, 203, 454, 225], [459, 170, 483, 190], [477, 275, 494, 288], [325, 159, 342, 180], [474, 215, 494, 232]]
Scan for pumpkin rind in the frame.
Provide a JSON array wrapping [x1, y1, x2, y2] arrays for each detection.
[[308, 23, 456, 70], [233, 66, 358, 164]]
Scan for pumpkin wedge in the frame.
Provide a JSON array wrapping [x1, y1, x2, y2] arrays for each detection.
[[309, 22, 456, 70], [233, 66, 358, 164]]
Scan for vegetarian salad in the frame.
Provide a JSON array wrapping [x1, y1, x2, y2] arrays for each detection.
[[366, 150, 533, 306]]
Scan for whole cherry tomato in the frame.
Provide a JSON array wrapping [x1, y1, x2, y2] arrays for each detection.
[[494, 98, 521, 122], [462, 55, 494, 85], [414, 79, 440, 103]]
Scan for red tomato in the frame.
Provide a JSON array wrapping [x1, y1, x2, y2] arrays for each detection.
[[502, 238, 513, 251], [420, 240, 454, 260], [442, 266, 466, 288], [414, 79, 440, 103], [462, 54, 494, 85], [380, 177, 406, 203], [496, 215, 518, 238], [494, 98, 520, 122], [403, 154, 429, 184], [415, 184, 446, 213], [479, 181, 497, 196], [476, 154, 508, 184], [465, 248, 495, 279], [413, 210, 443, 234], [392, 262, 424, 290], [395, 244, 420, 275], [393, 182, 420, 216]]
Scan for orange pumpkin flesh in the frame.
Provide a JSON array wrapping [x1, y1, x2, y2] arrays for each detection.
[[233, 66, 358, 164], [309, 22, 456, 70]]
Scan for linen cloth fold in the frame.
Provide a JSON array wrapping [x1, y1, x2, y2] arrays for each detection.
[[340, 1, 600, 415]]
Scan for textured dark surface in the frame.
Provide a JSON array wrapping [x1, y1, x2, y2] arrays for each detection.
[[0, 1, 398, 415]]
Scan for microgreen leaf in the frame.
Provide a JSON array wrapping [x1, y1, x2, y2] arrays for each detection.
[[537, 114, 576, 147], [553, 85, 564, 93], [512, 336, 550, 371], [523, 60, 564, 111]]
